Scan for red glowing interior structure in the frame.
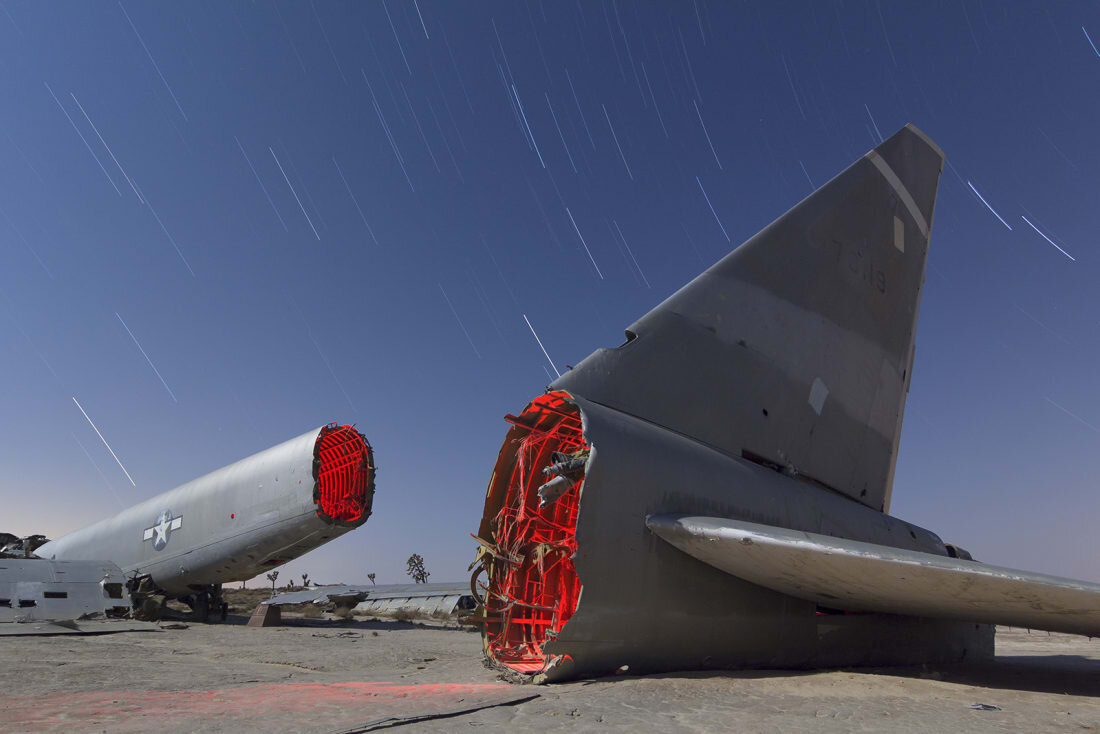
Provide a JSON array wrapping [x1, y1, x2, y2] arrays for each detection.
[[480, 391, 586, 673], [313, 424, 374, 524]]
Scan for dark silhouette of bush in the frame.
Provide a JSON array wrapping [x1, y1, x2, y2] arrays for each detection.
[[406, 554, 429, 584]]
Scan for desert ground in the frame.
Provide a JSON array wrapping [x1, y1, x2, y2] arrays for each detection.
[[3, 592, 1100, 733]]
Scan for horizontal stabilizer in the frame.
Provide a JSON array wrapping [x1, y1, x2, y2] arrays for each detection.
[[647, 514, 1100, 637]]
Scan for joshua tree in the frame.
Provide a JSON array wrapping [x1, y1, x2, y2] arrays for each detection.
[[266, 570, 279, 596], [301, 573, 310, 588], [367, 572, 376, 585], [405, 554, 429, 584]]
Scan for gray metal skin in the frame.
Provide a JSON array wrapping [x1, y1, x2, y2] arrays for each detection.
[[554, 124, 945, 515], [537, 393, 991, 681], [0, 558, 131, 623], [265, 582, 474, 616], [647, 516, 1100, 637], [352, 582, 475, 616], [37, 427, 364, 596], [490, 125, 998, 682]]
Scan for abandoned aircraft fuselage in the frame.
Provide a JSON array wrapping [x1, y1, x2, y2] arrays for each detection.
[[474, 391, 989, 681], [38, 424, 373, 596], [472, 124, 1100, 682]]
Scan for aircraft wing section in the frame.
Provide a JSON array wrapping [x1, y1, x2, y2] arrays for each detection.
[[647, 514, 1100, 637], [265, 582, 474, 616]]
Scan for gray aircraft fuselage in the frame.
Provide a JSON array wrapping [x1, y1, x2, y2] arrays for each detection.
[[473, 124, 998, 682], [38, 424, 373, 596]]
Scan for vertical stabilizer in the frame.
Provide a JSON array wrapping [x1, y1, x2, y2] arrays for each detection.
[[553, 124, 944, 512]]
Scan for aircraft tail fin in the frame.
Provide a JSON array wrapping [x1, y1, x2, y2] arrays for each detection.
[[554, 124, 944, 512]]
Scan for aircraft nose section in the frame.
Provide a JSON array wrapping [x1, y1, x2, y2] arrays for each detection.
[[313, 423, 374, 526]]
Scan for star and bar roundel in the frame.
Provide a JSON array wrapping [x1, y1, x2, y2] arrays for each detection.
[[142, 510, 183, 551]]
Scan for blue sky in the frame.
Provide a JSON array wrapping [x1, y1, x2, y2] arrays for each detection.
[[2, 1, 1099, 585]]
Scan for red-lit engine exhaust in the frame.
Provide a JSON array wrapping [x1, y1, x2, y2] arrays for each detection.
[[474, 392, 585, 673], [313, 423, 375, 526]]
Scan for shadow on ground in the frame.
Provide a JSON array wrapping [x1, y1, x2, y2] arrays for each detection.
[[567, 655, 1100, 698], [884, 655, 1100, 697], [216, 613, 476, 633]]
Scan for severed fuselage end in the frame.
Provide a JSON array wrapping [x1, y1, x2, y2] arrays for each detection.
[[36, 423, 375, 617], [470, 125, 1098, 682]]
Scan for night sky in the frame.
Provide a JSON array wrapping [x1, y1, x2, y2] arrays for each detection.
[[2, 1, 1098, 586]]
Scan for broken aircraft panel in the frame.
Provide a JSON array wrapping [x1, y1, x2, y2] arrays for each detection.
[[355, 585, 476, 617], [264, 582, 475, 617], [0, 534, 49, 558], [0, 557, 132, 624], [471, 124, 1016, 682], [264, 585, 375, 608]]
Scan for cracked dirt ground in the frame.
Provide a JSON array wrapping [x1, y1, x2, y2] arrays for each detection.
[[3, 619, 1099, 733]]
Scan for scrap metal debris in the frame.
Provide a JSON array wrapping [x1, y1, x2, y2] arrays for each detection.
[[0, 534, 50, 558], [537, 449, 589, 508], [0, 545, 158, 636], [264, 583, 475, 617], [473, 393, 586, 674], [1, 557, 132, 627]]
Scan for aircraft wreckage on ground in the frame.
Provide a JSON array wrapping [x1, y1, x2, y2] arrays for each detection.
[[5, 423, 376, 624], [471, 124, 1100, 683], [265, 582, 476, 617]]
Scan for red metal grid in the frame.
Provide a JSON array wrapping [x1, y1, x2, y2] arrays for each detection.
[[484, 392, 585, 673], [314, 424, 373, 523]]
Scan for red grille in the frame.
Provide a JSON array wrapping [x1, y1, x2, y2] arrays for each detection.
[[481, 392, 585, 673], [313, 424, 374, 524]]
